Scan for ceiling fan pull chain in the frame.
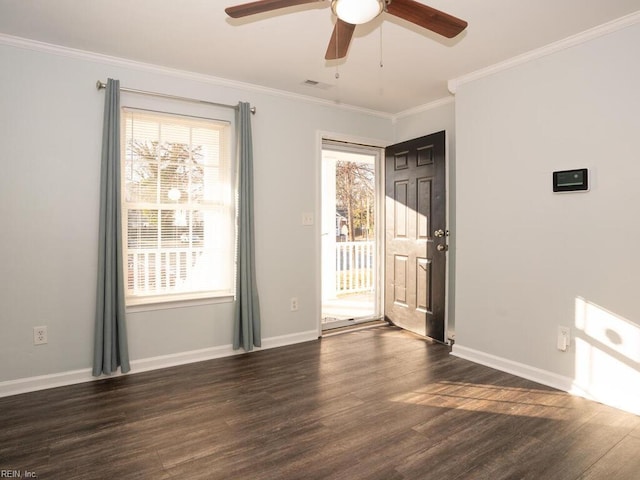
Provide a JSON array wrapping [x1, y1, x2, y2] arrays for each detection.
[[379, 22, 384, 68], [335, 20, 340, 79]]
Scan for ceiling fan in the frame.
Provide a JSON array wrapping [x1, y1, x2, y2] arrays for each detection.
[[225, 0, 468, 60]]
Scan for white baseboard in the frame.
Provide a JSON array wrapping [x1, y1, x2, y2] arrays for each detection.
[[451, 344, 640, 417], [451, 344, 575, 392], [0, 329, 319, 398]]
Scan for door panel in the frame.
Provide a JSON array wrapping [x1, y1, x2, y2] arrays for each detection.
[[417, 178, 432, 238], [385, 131, 446, 341], [416, 257, 431, 312], [394, 181, 408, 237], [393, 255, 408, 304]]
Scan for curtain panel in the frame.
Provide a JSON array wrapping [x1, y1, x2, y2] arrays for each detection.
[[93, 78, 130, 376], [233, 102, 261, 351]]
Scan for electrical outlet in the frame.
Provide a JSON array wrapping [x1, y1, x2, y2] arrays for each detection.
[[290, 297, 299, 312], [557, 326, 570, 352], [33, 326, 48, 345]]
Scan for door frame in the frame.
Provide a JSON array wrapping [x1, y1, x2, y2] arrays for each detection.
[[321, 139, 384, 330], [315, 131, 387, 337], [314, 130, 452, 343]]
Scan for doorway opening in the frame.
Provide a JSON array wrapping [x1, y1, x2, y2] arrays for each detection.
[[321, 140, 383, 331]]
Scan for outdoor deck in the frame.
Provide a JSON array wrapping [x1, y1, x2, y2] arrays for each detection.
[[322, 292, 376, 322]]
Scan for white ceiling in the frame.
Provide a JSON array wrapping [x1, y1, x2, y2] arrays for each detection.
[[1, 0, 639, 114]]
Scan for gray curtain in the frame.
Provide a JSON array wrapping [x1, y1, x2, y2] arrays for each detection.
[[233, 102, 261, 351], [93, 79, 130, 376]]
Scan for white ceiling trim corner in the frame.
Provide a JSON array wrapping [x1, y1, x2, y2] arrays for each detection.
[[393, 95, 455, 123], [448, 10, 640, 95]]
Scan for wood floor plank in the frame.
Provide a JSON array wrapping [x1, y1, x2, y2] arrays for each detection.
[[578, 435, 640, 480], [0, 325, 638, 479]]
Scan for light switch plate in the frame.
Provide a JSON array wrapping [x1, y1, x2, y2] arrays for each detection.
[[302, 213, 313, 226]]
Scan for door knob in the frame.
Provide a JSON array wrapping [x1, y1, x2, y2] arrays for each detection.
[[437, 244, 448, 252], [434, 229, 445, 238]]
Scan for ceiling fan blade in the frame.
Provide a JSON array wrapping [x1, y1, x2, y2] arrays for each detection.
[[225, 0, 322, 18], [325, 19, 356, 60], [386, 0, 467, 38]]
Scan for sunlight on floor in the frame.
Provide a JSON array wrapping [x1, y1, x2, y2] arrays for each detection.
[[390, 381, 574, 420]]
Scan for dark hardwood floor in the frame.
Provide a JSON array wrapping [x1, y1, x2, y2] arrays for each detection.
[[1, 326, 639, 479]]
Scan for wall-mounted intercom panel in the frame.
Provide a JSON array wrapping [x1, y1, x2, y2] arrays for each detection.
[[553, 168, 589, 192]]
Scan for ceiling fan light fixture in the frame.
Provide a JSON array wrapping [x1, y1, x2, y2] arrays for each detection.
[[331, 0, 384, 25]]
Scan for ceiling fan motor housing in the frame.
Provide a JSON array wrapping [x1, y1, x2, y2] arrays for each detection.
[[225, 0, 468, 60], [330, 0, 385, 25]]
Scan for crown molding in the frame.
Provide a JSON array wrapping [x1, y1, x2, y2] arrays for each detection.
[[448, 10, 640, 94], [0, 33, 394, 120], [393, 95, 454, 122]]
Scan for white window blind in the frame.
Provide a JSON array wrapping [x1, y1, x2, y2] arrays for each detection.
[[122, 108, 234, 305]]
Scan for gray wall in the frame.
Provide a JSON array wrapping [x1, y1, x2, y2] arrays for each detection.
[[0, 40, 394, 384], [452, 22, 640, 415]]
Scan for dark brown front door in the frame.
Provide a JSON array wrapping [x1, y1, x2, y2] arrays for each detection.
[[385, 131, 446, 341]]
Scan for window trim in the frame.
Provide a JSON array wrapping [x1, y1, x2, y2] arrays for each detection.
[[126, 294, 234, 314]]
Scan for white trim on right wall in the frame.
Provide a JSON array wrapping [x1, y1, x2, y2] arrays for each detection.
[[452, 345, 640, 416], [449, 10, 640, 95], [451, 16, 640, 417]]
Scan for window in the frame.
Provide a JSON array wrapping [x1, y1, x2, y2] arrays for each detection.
[[122, 108, 234, 305]]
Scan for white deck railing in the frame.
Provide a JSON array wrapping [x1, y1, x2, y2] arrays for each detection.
[[130, 242, 376, 296], [127, 248, 204, 293], [335, 241, 375, 294]]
